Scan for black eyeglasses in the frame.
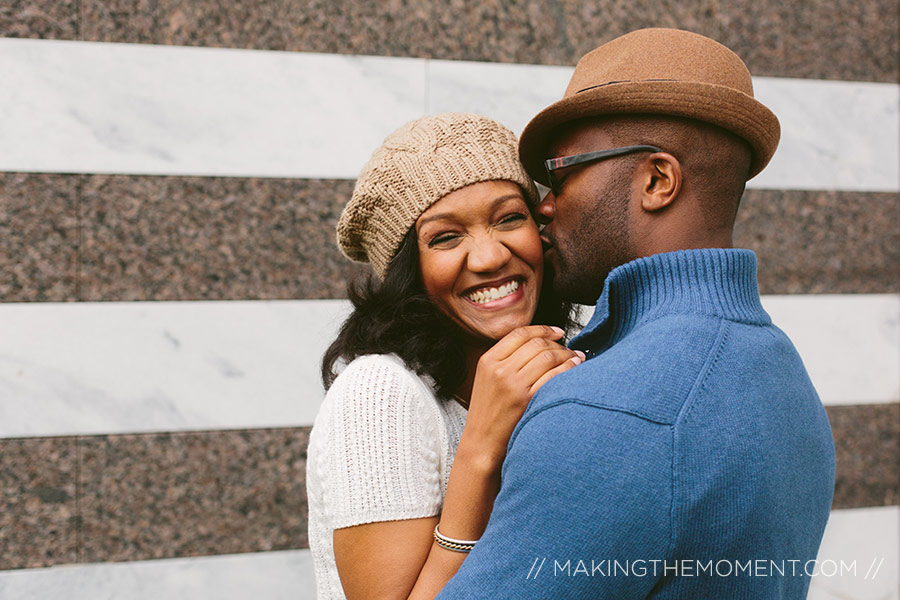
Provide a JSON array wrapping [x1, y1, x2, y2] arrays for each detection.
[[543, 145, 662, 195]]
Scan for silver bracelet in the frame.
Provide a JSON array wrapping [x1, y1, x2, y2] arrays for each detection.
[[433, 524, 478, 553]]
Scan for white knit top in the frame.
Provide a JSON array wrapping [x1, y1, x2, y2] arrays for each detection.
[[306, 354, 468, 600]]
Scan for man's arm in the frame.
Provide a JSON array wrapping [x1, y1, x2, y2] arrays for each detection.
[[436, 400, 673, 599]]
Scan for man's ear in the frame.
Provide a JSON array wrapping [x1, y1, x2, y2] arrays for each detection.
[[638, 153, 682, 212]]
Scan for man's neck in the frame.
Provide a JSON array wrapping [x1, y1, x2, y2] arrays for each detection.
[[570, 249, 767, 353], [633, 227, 734, 259]]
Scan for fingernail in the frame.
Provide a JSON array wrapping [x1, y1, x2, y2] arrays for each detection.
[[571, 355, 583, 364], [551, 326, 565, 335], [575, 350, 586, 360]]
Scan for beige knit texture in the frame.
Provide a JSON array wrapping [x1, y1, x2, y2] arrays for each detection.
[[337, 113, 539, 278]]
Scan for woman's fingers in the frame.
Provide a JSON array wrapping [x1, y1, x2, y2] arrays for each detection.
[[528, 353, 584, 396], [475, 325, 581, 397], [482, 325, 565, 363], [515, 346, 584, 389], [501, 332, 580, 375]]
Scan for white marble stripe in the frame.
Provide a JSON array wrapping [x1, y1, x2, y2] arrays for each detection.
[[0, 550, 317, 600], [0, 508, 895, 599], [808, 506, 900, 600], [761, 294, 900, 408], [0, 38, 897, 192], [0, 299, 350, 438], [0, 294, 896, 439], [0, 39, 427, 180]]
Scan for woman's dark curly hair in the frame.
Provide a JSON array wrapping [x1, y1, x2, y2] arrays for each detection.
[[321, 225, 577, 399]]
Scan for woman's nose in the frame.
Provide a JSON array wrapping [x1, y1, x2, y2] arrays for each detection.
[[466, 236, 512, 273], [536, 193, 556, 225]]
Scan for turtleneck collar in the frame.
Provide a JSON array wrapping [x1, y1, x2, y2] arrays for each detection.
[[569, 248, 771, 354]]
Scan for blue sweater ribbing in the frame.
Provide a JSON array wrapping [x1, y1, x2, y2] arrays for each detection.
[[437, 248, 835, 599]]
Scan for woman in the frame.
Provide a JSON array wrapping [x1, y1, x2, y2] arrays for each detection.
[[306, 113, 582, 599]]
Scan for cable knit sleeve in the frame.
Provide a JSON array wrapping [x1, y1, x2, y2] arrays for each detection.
[[314, 354, 444, 530]]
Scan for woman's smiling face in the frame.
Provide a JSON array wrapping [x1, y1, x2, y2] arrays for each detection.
[[415, 180, 544, 343]]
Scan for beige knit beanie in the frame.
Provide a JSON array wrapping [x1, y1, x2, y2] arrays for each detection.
[[337, 113, 539, 278]]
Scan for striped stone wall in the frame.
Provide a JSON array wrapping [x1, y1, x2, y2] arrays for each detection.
[[0, 2, 897, 598]]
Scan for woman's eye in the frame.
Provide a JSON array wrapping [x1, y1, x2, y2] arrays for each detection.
[[497, 213, 527, 227], [428, 233, 461, 248]]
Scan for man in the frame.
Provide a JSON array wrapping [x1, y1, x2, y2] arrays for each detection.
[[437, 29, 835, 599]]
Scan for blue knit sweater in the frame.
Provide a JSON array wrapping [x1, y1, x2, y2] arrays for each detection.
[[437, 249, 835, 599]]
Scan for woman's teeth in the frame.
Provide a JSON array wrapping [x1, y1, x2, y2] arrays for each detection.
[[466, 280, 520, 304]]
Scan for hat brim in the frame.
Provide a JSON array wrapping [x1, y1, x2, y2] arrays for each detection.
[[519, 80, 780, 185]]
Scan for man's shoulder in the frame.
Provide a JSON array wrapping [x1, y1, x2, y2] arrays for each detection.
[[538, 312, 797, 424], [537, 314, 728, 423]]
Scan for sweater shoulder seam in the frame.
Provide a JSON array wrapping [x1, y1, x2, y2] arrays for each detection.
[[667, 318, 731, 559], [510, 398, 672, 448]]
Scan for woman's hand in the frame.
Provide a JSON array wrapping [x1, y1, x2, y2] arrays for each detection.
[[335, 326, 583, 600], [461, 324, 584, 468], [396, 324, 582, 598]]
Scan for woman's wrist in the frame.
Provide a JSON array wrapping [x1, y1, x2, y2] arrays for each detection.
[[454, 432, 506, 475]]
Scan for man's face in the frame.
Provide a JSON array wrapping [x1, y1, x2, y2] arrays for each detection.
[[537, 124, 636, 305]]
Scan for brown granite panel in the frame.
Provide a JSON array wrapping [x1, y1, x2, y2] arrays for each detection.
[[0, 173, 80, 302], [735, 190, 900, 295], [78, 176, 899, 301], [79, 0, 435, 58], [79, 427, 309, 563], [78, 0, 157, 44], [0, 0, 78, 39], [154, 0, 435, 58], [441, 0, 900, 82], [80, 175, 356, 301], [1, 404, 894, 569], [828, 404, 900, 510], [71, 0, 899, 83], [2, 173, 896, 303], [0, 437, 79, 570]]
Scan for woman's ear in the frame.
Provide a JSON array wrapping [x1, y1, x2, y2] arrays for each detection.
[[638, 153, 682, 212]]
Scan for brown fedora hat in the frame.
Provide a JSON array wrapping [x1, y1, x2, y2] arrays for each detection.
[[519, 28, 780, 183]]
